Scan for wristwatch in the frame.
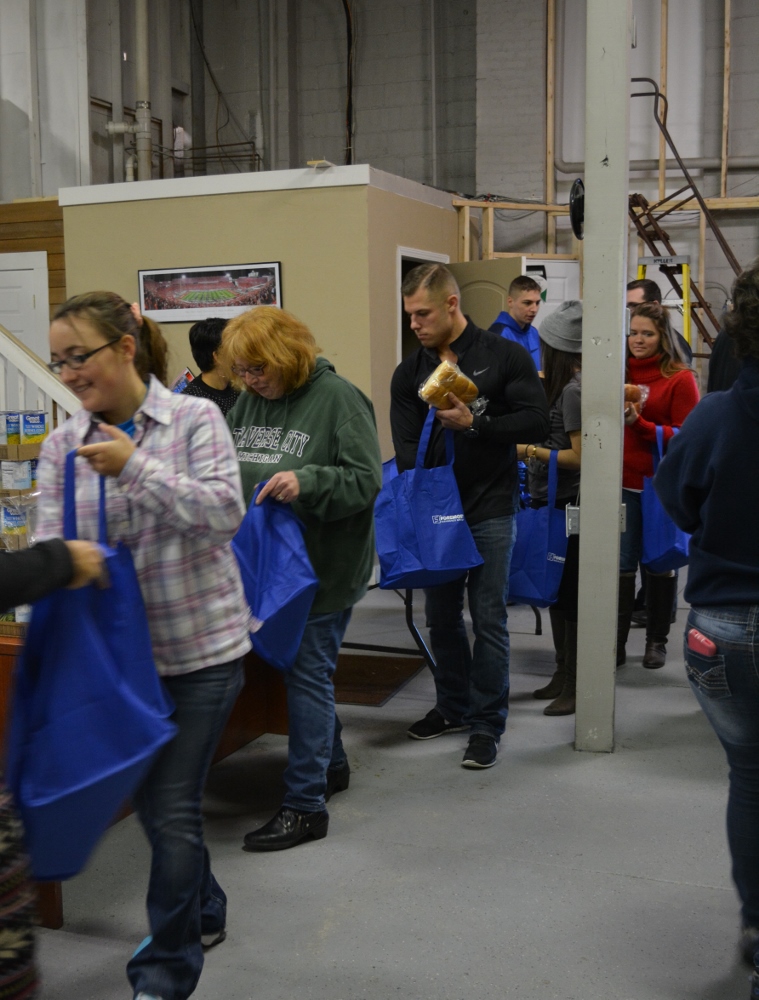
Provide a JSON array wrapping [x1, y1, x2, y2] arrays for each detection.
[[463, 417, 479, 439]]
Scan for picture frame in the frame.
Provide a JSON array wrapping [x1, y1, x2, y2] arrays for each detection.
[[138, 262, 282, 322]]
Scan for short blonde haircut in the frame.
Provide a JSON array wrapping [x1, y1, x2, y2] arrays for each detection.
[[219, 307, 320, 395]]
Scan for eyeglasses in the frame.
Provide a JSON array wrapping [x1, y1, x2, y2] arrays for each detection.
[[230, 363, 267, 378], [47, 338, 121, 375]]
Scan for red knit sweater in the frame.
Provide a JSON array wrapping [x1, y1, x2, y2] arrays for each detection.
[[623, 355, 700, 490]]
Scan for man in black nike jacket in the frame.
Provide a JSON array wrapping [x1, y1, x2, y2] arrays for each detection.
[[391, 263, 550, 769]]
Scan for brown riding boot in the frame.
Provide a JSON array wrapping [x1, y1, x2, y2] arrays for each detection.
[[616, 575, 636, 667], [534, 607, 567, 699], [544, 619, 577, 716], [642, 573, 677, 669]]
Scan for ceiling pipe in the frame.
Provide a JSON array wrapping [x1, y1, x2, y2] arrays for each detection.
[[106, 0, 152, 181]]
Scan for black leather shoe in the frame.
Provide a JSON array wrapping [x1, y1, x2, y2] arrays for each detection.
[[243, 807, 329, 852], [325, 760, 350, 802]]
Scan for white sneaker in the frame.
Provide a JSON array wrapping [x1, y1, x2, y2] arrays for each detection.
[[135, 993, 165, 1000], [201, 928, 227, 949]]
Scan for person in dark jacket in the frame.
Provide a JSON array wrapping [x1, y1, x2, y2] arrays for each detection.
[[0, 539, 103, 611], [391, 263, 549, 770], [706, 327, 742, 393], [0, 536, 102, 1000], [654, 259, 759, 1000]]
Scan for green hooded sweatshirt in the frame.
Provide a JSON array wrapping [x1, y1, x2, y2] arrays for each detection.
[[227, 356, 382, 613]]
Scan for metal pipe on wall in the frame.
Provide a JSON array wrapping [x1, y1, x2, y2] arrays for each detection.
[[269, 0, 278, 170], [720, 0, 732, 198], [658, 0, 668, 200], [430, 0, 438, 188], [134, 0, 152, 181]]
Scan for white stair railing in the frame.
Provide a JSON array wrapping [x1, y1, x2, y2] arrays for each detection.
[[0, 323, 80, 429]]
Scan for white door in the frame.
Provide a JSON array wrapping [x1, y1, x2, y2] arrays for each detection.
[[0, 253, 51, 411], [523, 259, 582, 331]]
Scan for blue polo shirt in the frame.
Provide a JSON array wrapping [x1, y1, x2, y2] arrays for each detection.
[[489, 312, 542, 370]]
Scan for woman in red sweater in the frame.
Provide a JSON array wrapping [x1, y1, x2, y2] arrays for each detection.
[[617, 303, 699, 668]]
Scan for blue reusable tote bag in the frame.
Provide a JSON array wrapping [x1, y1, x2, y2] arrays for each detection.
[[6, 450, 176, 881], [374, 409, 483, 590], [508, 451, 569, 608], [642, 426, 690, 573], [231, 484, 319, 672]]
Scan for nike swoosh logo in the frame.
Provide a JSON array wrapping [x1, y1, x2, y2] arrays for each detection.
[[473, 368, 489, 376]]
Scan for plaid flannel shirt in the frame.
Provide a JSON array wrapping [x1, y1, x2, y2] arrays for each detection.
[[36, 376, 251, 675]]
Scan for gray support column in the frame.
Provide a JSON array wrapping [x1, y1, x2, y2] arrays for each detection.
[[575, 0, 632, 752]]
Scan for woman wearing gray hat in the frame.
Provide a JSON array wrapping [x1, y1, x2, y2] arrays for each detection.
[[517, 300, 583, 715]]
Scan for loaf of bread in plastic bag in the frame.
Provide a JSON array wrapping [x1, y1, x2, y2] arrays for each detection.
[[418, 361, 478, 409]]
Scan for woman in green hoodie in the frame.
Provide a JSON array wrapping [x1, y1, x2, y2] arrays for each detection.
[[222, 307, 382, 851]]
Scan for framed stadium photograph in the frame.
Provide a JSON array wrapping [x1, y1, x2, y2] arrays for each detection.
[[138, 262, 282, 322]]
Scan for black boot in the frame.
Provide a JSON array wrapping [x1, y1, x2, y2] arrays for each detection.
[[544, 619, 577, 716], [617, 575, 636, 667], [534, 607, 567, 699], [643, 573, 677, 669]]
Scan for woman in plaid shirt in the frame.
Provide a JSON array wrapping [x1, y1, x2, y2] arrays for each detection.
[[36, 292, 251, 1000]]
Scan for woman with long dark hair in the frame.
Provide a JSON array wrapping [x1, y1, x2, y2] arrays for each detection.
[[617, 302, 699, 669], [517, 300, 583, 716], [655, 259, 759, 998]]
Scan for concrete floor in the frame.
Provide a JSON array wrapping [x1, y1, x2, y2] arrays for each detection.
[[38, 588, 751, 1000]]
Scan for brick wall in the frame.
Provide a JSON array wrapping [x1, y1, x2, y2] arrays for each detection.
[[297, 0, 476, 192], [476, 0, 547, 254]]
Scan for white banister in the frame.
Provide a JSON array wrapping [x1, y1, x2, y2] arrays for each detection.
[[0, 323, 80, 417]]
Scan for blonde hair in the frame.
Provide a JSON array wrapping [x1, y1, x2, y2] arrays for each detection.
[[220, 307, 320, 394], [53, 291, 168, 386]]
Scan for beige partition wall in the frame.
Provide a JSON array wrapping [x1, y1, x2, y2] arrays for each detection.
[[366, 186, 458, 454], [60, 166, 457, 453]]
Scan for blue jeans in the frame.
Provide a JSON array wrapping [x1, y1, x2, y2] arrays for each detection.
[[620, 488, 643, 574], [424, 515, 516, 739], [684, 606, 759, 930], [127, 658, 245, 1000], [282, 608, 351, 813]]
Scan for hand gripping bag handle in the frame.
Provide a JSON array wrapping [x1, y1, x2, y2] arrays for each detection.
[[63, 449, 108, 546], [415, 409, 454, 470]]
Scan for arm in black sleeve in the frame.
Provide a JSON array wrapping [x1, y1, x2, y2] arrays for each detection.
[[472, 349, 551, 445], [653, 411, 711, 534], [0, 539, 74, 614], [390, 363, 426, 473]]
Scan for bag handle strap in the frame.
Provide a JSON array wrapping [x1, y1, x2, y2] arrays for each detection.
[[64, 448, 108, 545], [651, 425, 678, 472], [416, 409, 454, 469], [547, 450, 559, 507]]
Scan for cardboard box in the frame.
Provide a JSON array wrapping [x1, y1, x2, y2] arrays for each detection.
[[0, 444, 41, 461], [0, 488, 36, 499]]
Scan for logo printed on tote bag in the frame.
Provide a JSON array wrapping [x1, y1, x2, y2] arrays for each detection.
[[432, 514, 465, 524], [547, 551, 566, 563]]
